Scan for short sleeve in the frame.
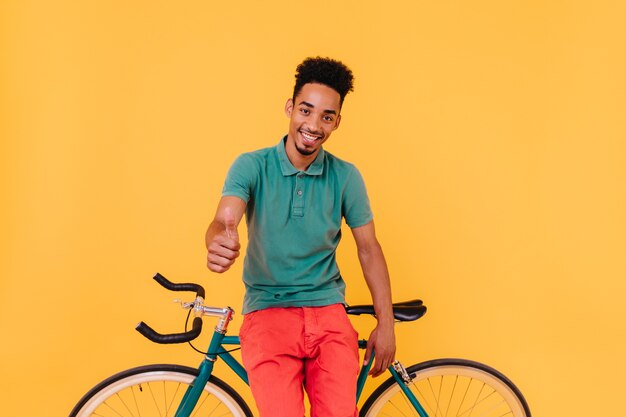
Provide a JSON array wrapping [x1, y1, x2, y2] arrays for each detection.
[[222, 153, 257, 203], [342, 166, 373, 228]]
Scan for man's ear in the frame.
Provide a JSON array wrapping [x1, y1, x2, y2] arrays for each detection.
[[285, 98, 294, 117]]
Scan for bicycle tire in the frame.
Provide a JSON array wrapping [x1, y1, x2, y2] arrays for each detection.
[[360, 358, 531, 417], [69, 364, 253, 417]]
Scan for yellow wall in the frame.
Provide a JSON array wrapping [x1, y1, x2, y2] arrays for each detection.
[[1, 1, 624, 416]]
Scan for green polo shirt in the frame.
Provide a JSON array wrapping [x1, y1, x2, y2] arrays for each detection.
[[222, 137, 373, 314]]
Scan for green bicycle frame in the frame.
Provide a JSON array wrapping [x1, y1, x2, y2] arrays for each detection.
[[173, 329, 429, 417], [173, 329, 227, 417]]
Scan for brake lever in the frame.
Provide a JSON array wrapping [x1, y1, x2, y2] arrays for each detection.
[[174, 297, 206, 316]]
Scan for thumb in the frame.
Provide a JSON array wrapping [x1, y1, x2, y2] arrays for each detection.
[[224, 207, 239, 241], [364, 343, 374, 366]]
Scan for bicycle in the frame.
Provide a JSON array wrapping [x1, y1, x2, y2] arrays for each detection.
[[70, 273, 532, 417]]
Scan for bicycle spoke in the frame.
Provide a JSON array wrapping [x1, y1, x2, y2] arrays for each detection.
[[147, 382, 164, 417], [436, 376, 444, 417], [411, 382, 435, 415], [468, 382, 487, 417], [456, 381, 500, 417], [454, 377, 471, 417], [394, 393, 420, 417], [165, 382, 183, 416], [115, 392, 136, 417], [132, 385, 141, 417], [102, 400, 126, 417], [201, 395, 221, 417], [191, 392, 211, 417], [162, 381, 167, 416], [472, 399, 512, 417], [216, 411, 238, 417], [426, 376, 444, 417], [443, 375, 459, 417]]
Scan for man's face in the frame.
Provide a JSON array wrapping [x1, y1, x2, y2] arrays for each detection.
[[285, 83, 342, 157]]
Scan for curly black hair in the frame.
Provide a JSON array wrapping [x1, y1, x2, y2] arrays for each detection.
[[292, 57, 354, 107]]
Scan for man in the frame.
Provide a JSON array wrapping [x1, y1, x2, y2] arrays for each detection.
[[205, 57, 395, 417]]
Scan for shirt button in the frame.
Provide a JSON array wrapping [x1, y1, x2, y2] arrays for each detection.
[[297, 190, 303, 196]]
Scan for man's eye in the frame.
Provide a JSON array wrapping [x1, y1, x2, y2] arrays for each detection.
[[300, 108, 309, 114], [323, 115, 334, 122]]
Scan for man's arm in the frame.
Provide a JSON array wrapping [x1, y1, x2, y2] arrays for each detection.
[[206, 196, 247, 273], [351, 220, 396, 376]]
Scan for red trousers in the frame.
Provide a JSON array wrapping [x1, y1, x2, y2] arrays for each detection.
[[240, 304, 359, 417]]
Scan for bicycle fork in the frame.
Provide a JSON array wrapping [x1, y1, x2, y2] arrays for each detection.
[[173, 337, 222, 416], [356, 343, 429, 417], [389, 361, 429, 417]]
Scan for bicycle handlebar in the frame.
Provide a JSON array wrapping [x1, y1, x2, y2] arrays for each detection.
[[153, 273, 205, 299], [135, 273, 207, 344], [136, 317, 203, 344], [138, 273, 425, 344]]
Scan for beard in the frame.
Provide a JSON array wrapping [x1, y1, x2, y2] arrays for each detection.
[[295, 143, 317, 156], [295, 129, 324, 156]]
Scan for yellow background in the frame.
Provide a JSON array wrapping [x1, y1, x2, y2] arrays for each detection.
[[1, 1, 624, 416]]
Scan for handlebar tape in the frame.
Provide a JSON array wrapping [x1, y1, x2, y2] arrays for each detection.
[[135, 317, 203, 344], [153, 273, 206, 299]]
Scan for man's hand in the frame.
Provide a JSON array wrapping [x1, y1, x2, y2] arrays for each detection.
[[364, 322, 396, 377], [206, 207, 241, 273]]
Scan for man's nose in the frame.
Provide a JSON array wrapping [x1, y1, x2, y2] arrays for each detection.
[[306, 118, 321, 133]]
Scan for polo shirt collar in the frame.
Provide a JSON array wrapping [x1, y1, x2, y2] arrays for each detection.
[[276, 136, 325, 176]]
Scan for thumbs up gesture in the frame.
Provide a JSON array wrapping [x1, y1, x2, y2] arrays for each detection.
[[207, 205, 241, 273], [224, 207, 239, 242]]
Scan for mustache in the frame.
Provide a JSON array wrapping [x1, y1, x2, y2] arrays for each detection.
[[299, 128, 324, 137]]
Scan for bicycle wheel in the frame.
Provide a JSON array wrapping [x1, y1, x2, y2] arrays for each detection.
[[360, 358, 531, 417], [69, 364, 252, 417]]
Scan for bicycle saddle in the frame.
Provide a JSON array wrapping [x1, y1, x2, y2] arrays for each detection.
[[345, 299, 426, 322]]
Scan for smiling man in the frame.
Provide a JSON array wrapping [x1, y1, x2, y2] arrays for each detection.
[[205, 57, 395, 417]]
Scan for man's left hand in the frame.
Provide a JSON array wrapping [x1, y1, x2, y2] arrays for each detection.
[[364, 323, 396, 377]]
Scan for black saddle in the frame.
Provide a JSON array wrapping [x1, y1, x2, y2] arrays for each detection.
[[345, 299, 426, 322]]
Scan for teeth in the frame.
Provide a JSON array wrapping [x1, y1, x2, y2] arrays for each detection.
[[301, 131, 319, 141]]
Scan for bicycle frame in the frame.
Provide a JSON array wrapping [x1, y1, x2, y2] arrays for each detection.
[[77, 277, 527, 417], [173, 326, 428, 417]]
